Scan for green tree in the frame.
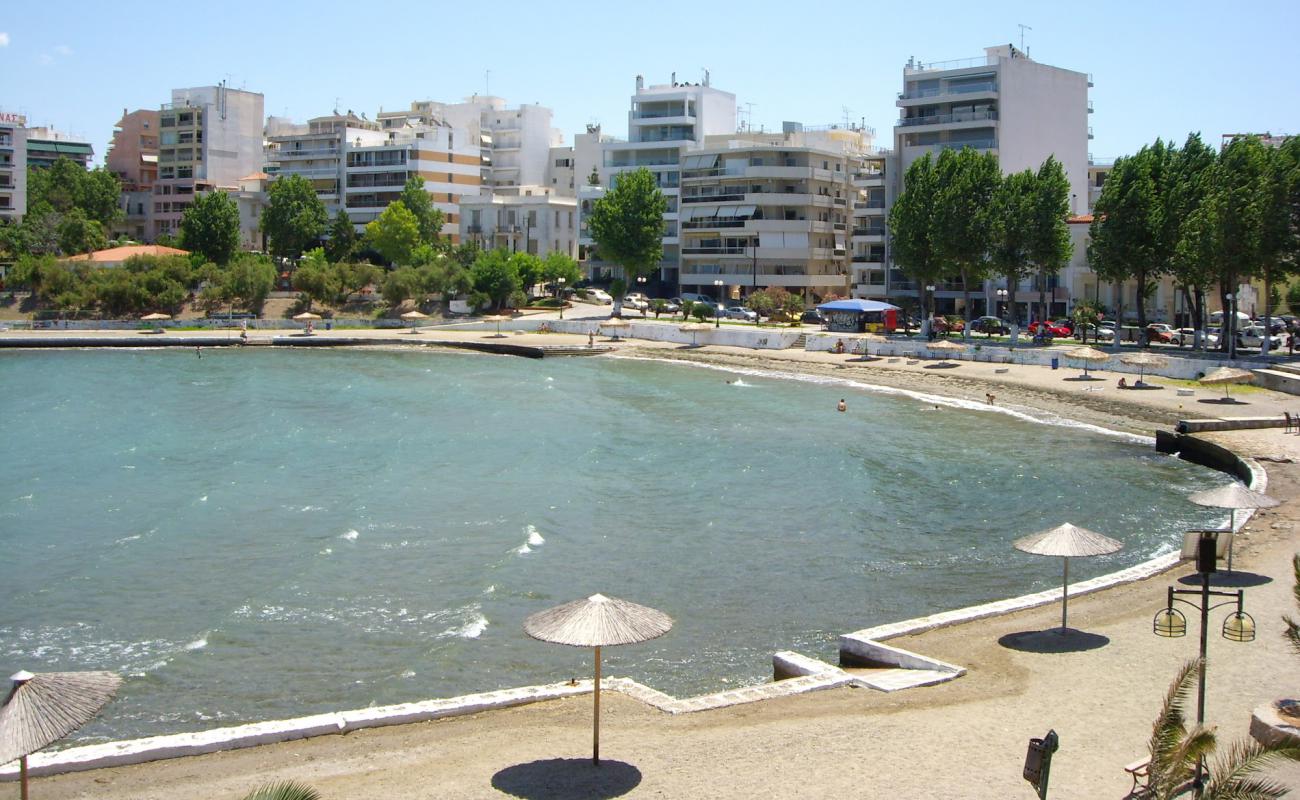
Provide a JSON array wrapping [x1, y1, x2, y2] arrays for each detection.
[[587, 167, 667, 316], [364, 202, 421, 266], [324, 211, 358, 263], [744, 289, 775, 320], [932, 148, 1001, 331], [77, 168, 126, 226], [8, 254, 58, 297], [988, 170, 1035, 327], [508, 251, 544, 296], [469, 248, 521, 311], [1257, 139, 1299, 352], [540, 250, 581, 296], [180, 191, 240, 265], [0, 218, 29, 260], [381, 266, 424, 308], [292, 248, 339, 311], [1090, 146, 1165, 342], [223, 254, 277, 312], [888, 153, 944, 332], [1144, 659, 1300, 799], [1167, 133, 1220, 346], [399, 176, 445, 244], [1025, 156, 1073, 328], [1208, 136, 1274, 352], [333, 261, 381, 305], [261, 174, 328, 259], [56, 208, 108, 255]]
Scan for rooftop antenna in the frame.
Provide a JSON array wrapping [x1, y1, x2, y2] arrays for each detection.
[[485, 69, 491, 96], [842, 106, 854, 128], [334, 97, 341, 116], [744, 102, 756, 132], [1018, 23, 1032, 53]]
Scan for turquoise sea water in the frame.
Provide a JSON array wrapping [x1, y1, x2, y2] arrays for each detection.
[[0, 348, 1223, 741]]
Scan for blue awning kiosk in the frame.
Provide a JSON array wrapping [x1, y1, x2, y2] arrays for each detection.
[[817, 299, 900, 333]]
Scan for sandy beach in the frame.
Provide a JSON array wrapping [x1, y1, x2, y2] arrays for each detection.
[[11, 325, 1300, 799]]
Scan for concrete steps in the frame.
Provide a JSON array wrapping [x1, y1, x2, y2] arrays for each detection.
[[789, 333, 808, 350]]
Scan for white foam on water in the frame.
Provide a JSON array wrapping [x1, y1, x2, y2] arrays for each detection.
[[121, 465, 136, 470], [14, 494, 33, 501], [319, 547, 333, 556], [618, 355, 1155, 445], [525, 524, 545, 546], [400, 669, 416, 678], [483, 585, 495, 595], [184, 636, 208, 651], [514, 543, 532, 555], [299, 505, 323, 512], [198, 495, 208, 503], [546, 376, 554, 382], [441, 615, 488, 639], [114, 535, 142, 545], [340, 529, 359, 541]]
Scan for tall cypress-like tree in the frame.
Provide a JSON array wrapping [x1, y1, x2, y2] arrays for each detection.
[[324, 210, 358, 263], [1212, 136, 1271, 352], [1025, 156, 1074, 328], [587, 167, 667, 317], [932, 148, 1000, 330], [261, 174, 328, 259], [1166, 134, 1218, 345], [1089, 146, 1163, 342], [888, 153, 944, 330], [399, 175, 445, 245], [989, 169, 1036, 327]]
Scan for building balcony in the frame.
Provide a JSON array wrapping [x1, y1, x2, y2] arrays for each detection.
[[631, 114, 696, 126], [897, 109, 998, 128], [904, 141, 997, 158], [274, 148, 341, 160], [897, 81, 998, 106], [853, 173, 885, 187], [852, 255, 884, 265]]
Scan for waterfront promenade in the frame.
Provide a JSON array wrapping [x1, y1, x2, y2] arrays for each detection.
[[7, 325, 1300, 798]]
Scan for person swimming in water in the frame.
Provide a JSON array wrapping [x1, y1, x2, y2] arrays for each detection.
[[837, 398, 847, 412]]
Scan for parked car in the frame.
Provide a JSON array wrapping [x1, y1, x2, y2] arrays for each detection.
[[1074, 323, 1115, 342], [1028, 320, 1071, 337], [801, 309, 825, 325], [1145, 323, 1175, 344], [1237, 325, 1286, 350], [654, 298, 680, 314], [725, 306, 758, 322], [585, 288, 613, 304], [622, 295, 648, 312], [970, 316, 1010, 335]]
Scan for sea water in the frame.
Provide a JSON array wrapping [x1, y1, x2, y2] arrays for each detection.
[[0, 348, 1223, 740]]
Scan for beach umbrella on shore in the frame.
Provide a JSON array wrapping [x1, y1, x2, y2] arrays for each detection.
[[1013, 523, 1123, 630], [1188, 484, 1279, 571], [679, 322, 710, 347], [599, 318, 631, 341], [925, 339, 965, 365], [140, 313, 171, 321], [1064, 346, 1110, 378], [482, 314, 511, 338], [1119, 352, 1167, 384], [1199, 366, 1254, 401], [400, 310, 428, 334], [524, 594, 672, 765], [1, 670, 122, 799], [292, 312, 321, 321]]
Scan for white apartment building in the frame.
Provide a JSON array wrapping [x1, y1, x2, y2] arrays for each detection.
[[888, 45, 1091, 316], [678, 123, 875, 303], [582, 73, 737, 293], [379, 97, 562, 193], [153, 84, 265, 240], [458, 185, 577, 258], [266, 110, 481, 240], [0, 112, 27, 224], [546, 123, 617, 197]]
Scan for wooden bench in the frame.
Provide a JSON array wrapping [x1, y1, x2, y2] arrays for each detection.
[[1125, 756, 1152, 797]]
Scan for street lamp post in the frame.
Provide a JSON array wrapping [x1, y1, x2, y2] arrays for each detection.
[[996, 288, 1008, 320], [557, 277, 566, 319], [1152, 532, 1256, 793], [635, 275, 647, 317], [713, 278, 724, 328], [925, 284, 937, 339], [1225, 293, 1236, 360]]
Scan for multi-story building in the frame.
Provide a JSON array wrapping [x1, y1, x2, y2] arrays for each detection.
[[232, 172, 269, 252], [546, 123, 617, 197], [583, 73, 737, 294], [849, 147, 894, 299], [888, 44, 1091, 317], [153, 83, 264, 240], [265, 111, 384, 225], [677, 123, 874, 303], [106, 109, 160, 241], [458, 185, 577, 258], [24, 126, 94, 170], [0, 111, 26, 224], [378, 97, 562, 193]]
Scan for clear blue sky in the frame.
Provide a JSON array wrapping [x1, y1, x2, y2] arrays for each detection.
[[2, 0, 1297, 166]]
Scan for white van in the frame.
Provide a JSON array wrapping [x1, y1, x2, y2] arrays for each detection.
[[679, 292, 716, 304]]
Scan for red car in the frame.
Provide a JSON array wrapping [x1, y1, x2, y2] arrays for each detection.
[[1028, 321, 1071, 337]]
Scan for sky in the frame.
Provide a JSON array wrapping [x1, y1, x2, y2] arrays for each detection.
[[2, 0, 1297, 167]]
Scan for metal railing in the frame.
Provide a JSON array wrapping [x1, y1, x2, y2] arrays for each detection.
[[898, 109, 998, 127], [898, 81, 998, 100]]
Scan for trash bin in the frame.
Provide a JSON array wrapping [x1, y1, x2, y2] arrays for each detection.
[[1051, 357, 1059, 370], [326, 321, 333, 331]]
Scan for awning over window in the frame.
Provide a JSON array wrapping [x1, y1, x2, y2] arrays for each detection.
[[682, 154, 719, 170]]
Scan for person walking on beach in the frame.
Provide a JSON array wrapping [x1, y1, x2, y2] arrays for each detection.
[[837, 398, 847, 412], [588, 331, 595, 348]]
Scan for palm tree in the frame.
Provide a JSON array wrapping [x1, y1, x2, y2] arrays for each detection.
[[1284, 554, 1300, 656], [1146, 658, 1300, 799], [241, 782, 321, 800]]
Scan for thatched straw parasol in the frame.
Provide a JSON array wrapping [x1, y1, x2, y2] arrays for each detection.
[[1, 670, 122, 799], [1199, 366, 1255, 400], [926, 339, 965, 365], [1063, 346, 1110, 378], [1188, 483, 1279, 571], [292, 312, 321, 321], [140, 312, 171, 321], [599, 318, 631, 341], [1119, 351, 1168, 384], [524, 594, 672, 765], [1014, 523, 1123, 630], [679, 322, 710, 347], [482, 314, 512, 338], [400, 310, 428, 334]]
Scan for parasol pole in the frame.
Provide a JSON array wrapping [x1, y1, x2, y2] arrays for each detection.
[[20, 754, 28, 800], [593, 645, 601, 765], [1062, 557, 1070, 629]]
